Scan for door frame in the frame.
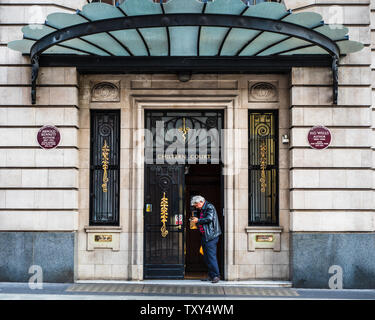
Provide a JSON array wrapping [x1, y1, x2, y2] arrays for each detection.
[[142, 109, 225, 279]]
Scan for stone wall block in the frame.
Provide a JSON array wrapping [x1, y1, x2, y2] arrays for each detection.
[[291, 67, 332, 85], [291, 87, 332, 105]]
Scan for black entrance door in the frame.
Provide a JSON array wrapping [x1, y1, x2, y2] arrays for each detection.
[[144, 164, 185, 279], [144, 110, 224, 279]]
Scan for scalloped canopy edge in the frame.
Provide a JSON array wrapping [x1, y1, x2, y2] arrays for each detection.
[[7, 0, 364, 57]]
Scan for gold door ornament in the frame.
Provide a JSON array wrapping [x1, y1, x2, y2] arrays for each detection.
[[259, 141, 267, 193], [178, 117, 190, 141], [160, 192, 169, 237], [101, 139, 110, 192]]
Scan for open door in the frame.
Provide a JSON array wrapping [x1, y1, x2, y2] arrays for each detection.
[[184, 164, 223, 279], [144, 164, 185, 279]]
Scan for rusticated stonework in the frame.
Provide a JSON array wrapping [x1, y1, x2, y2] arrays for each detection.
[[248, 81, 278, 102], [91, 81, 120, 102]]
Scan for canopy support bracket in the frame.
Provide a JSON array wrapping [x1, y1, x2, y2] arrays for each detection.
[[31, 55, 39, 105], [332, 55, 338, 105]]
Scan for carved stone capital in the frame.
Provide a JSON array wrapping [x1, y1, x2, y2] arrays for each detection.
[[91, 80, 120, 102], [248, 81, 278, 102]]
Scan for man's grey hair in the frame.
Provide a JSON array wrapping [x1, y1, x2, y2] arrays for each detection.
[[191, 195, 205, 206]]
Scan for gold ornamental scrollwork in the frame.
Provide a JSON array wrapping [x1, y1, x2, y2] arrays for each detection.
[[101, 139, 110, 192], [259, 141, 267, 193], [178, 117, 190, 141], [160, 192, 169, 238]]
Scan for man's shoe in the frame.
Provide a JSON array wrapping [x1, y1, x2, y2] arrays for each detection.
[[201, 277, 212, 281], [211, 277, 220, 283]]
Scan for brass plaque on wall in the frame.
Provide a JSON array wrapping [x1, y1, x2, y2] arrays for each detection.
[[256, 235, 274, 242], [94, 234, 112, 242]]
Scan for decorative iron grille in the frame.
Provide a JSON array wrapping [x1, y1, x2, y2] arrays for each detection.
[[248, 111, 278, 225], [144, 164, 185, 278], [145, 110, 223, 164], [89, 110, 120, 225]]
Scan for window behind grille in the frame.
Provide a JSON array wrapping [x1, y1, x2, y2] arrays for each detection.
[[89, 110, 120, 226], [248, 110, 278, 225]]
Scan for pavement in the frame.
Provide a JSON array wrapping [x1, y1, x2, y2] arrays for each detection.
[[0, 280, 375, 300]]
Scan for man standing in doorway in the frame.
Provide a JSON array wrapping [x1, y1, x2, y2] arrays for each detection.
[[190, 195, 222, 283]]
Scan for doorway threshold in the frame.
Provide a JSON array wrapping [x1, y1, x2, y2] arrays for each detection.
[[75, 279, 292, 288]]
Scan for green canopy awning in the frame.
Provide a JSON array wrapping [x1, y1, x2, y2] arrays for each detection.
[[7, 0, 364, 104]]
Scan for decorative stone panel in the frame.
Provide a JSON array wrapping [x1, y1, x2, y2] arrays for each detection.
[[90, 81, 120, 102], [131, 79, 238, 90], [0, 232, 75, 282], [248, 81, 278, 102], [291, 233, 375, 289], [246, 226, 283, 251], [85, 226, 122, 251]]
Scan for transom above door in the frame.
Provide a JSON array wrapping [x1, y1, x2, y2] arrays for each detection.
[[145, 110, 224, 165]]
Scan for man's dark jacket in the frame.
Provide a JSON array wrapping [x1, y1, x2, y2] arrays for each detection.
[[196, 201, 222, 242]]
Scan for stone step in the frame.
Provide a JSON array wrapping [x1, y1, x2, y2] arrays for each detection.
[[65, 281, 299, 297], [75, 280, 292, 287], [68, 281, 297, 297]]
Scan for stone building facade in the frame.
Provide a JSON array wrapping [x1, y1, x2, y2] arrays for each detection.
[[0, 0, 374, 288]]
